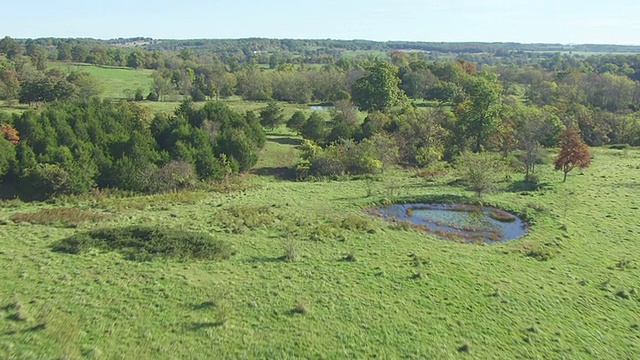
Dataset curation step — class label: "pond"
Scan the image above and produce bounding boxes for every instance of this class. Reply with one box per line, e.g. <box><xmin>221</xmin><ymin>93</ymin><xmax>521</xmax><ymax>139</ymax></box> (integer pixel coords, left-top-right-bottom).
<box><xmin>309</xmin><ymin>105</ymin><xmax>333</xmax><ymax>111</ymax></box>
<box><xmin>367</xmin><ymin>203</ymin><xmax>528</xmax><ymax>244</ymax></box>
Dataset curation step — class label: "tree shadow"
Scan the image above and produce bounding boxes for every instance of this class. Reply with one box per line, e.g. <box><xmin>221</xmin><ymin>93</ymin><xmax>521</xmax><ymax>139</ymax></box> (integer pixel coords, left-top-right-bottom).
<box><xmin>190</xmin><ymin>301</ymin><xmax>217</xmax><ymax>310</ymax></box>
<box><xmin>391</xmin><ymin>194</ymin><xmax>476</xmax><ymax>205</ymax></box>
<box><xmin>506</xmin><ymin>180</ymin><xmax>551</xmax><ymax>193</ymax></box>
<box><xmin>620</xmin><ymin>182</ymin><xmax>640</xmax><ymax>189</ymax></box>
<box><xmin>188</xmin><ymin>322</ymin><xmax>223</xmax><ymax>331</ymax></box>
<box><xmin>0</xmin><ymin>182</ymin><xmax>21</xmax><ymax>201</ymax></box>
<box><xmin>332</xmin><ymin>194</ymin><xmax>369</xmax><ymax>201</ymax></box>
<box><xmin>267</xmin><ymin>136</ymin><xmax>302</xmax><ymax>146</ymax></box>
<box><xmin>250</xmin><ymin>167</ymin><xmax>296</xmax><ymax>180</ymax></box>
<box><xmin>1</xmin><ymin>323</ymin><xmax>46</xmax><ymax>336</ymax></box>
<box><xmin>245</xmin><ymin>256</ymin><xmax>286</xmax><ymax>263</ymax></box>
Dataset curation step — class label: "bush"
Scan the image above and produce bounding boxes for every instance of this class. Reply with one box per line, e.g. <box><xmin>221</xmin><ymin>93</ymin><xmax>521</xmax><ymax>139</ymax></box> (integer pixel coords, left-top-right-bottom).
<box><xmin>26</xmin><ymin>163</ymin><xmax>72</xmax><ymax>199</ymax></box>
<box><xmin>456</xmin><ymin>152</ymin><xmax>507</xmax><ymax>198</ymax></box>
<box><xmin>147</xmin><ymin>160</ymin><xmax>198</xmax><ymax>193</ymax></box>
<box><xmin>52</xmin><ymin>225</ymin><xmax>234</xmax><ymax>261</ymax></box>
<box><xmin>146</xmin><ymin>91</ymin><xmax>159</xmax><ymax>102</ymax></box>
<box><xmin>134</xmin><ymin>89</ymin><xmax>144</xmax><ymax>101</ymax></box>
<box><xmin>303</xmin><ymin>139</ymin><xmax>382</xmax><ymax>177</ymax></box>
<box><xmin>286</xmin><ymin>111</ymin><xmax>307</xmax><ymax>133</ymax></box>
<box><xmin>191</xmin><ymin>89</ymin><xmax>207</xmax><ymax>102</ymax></box>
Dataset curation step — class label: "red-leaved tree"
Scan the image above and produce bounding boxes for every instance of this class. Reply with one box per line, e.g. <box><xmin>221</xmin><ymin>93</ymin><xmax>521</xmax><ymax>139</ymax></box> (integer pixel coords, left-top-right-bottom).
<box><xmin>0</xmin><ymin>124</ymin><xmax>19</xmax><ymax>145</ymax></box>
<box><xmin>554</xmin><ymin>128</ymin><xmax>591</xmax><ymax>182</ymax></box>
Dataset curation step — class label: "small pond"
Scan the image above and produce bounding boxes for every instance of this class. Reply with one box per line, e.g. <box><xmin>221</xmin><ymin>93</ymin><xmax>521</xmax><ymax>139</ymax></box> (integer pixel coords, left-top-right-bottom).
<box><xmin>368</xmin><ymin>203</ymin><xmax>528</xmax><ymax>244</ymax></box>
<box><xmin>309</xmin><ymin>105</ymin><xmax>333</xmax><ymax>111</ymax></box>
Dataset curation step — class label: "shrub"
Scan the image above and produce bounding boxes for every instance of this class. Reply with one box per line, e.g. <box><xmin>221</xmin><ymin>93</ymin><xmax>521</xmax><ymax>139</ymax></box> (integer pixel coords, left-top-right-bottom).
<box><xmin>146</xmin><ymin>91</ymin><xmax>159</xmax><ymax>102</ymax></box>
<box><xmin>134</xmin><ymin>89</ymin><xmax>144</xmax><ymax>101</ymax></box>
<box><xmin>303</xmin><ymin>139</ymin><xmax>382</xmax><ymax>177</ymax></box>
<box><xmin>191</xmin><ymin>89</ymin><xmax>207</xmax><ymax>102</ymax></box>
<box><xmin>286</xmin><ymin>111</ymin><xmax>307</xmax><ymax>133</ymax></box>
<box><xmin>217</xmin><ymin>205</ymin><xmax>280</xmax><ymax>233</ymax></box>
<box><xmin>456</xmin><ymin>151</ymin><xmax>507</xmax><ymax>198</ymax></box>
<box><xmin>259</xmin><ymin>101</ymin><xmax>284</xmax><ymax>129</ymax></box>
<box><xmin>26</xmin><ymin>163</ymin><xmax>72</xmax><ymax>199</ymax></box>
<box><xmin>488</xmin><ymin>210</ymin><xmax>516</xmax><ymax>223</ymax></box>
<box><xmin>283</xmin><ymin>238</ymin><xmax>298</xmax><ymax>262</ymax></box>
<box><xmin>338</xmin><ymin>215</ymin><xmax>374</xmax><ymax>232</ymax></box>
<box><xmin>147</xmin><ymin>160</ymin><xmax>198</xmax><ymax>193</ymax></box>
<box><xmin>52</xmin><ymin>226</ymin><xmax>234</xmax><ymax>261</ymax></box>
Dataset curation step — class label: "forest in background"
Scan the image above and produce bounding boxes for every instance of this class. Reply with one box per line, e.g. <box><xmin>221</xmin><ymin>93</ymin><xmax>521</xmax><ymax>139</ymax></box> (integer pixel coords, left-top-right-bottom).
<box><xmin>1</xmin><ymin>35</ymin><xmax>640</xmax><ymax>199</ymax></box>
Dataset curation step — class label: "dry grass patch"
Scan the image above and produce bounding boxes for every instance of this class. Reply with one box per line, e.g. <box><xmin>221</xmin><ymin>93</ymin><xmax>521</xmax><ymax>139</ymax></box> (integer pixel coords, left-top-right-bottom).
<box><xmin>10</xmin><ymin>208</ymin><xmax>108</xmax><ymax>227</ymax></box>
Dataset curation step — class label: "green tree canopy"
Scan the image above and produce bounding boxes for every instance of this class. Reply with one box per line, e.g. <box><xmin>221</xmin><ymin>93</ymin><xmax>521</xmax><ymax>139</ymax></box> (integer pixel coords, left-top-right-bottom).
<box><xmin>351</xmin><ymin>61</ymin><xmax>405</xmax><ymax>112</ymax></box>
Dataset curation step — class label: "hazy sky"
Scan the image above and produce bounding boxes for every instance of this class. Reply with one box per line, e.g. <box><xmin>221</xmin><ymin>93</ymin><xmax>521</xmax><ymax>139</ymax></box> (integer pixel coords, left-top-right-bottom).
<box><xmin>1</xmin><ymin>0</ymin><xmax>639</xmax><ymax>44</ymax></box>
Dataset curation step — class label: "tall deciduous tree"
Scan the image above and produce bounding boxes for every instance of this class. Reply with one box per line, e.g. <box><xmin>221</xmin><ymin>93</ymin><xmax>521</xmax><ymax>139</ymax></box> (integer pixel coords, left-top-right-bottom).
<box><xmin>0</xmin><ymin>36</ymin><xmax>23</xmax><ymax>59</ymax></box>
<box><xmin>351</xmin><ymin>61</ymin><xmax>405</xmax><ymax>112</ymax></box>
<box><xmin>554</xmin><ymin>128</ymin><xmax>591</xmax><ymax>182</ymax></box>
<box><xmin>455</xmin><ymin>74</ymin><xmax>503</xmax><ymax>152</ymax></box>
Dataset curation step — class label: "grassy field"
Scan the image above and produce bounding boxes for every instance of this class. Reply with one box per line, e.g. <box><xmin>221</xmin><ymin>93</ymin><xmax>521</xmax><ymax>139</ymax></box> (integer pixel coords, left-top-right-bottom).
<box><xmin>50</xmin><ymin>62</ymin><xmax>155</xmax><ymax>100</ymax></box>
<box><xmin>0</xmin><ymin>61</ymin><xmax>325</xmax><ymax>119</ymax></box>
<box><xmin>1</xmin><ymin>124</ymin><xmax>639</xmax><ymax>358</ymax></box>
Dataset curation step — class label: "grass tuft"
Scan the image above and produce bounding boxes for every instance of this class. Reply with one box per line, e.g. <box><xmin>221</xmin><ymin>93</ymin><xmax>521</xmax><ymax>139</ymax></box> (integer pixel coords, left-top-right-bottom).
<box><xmin>488</xmin><ymin>210</ymin><xmax>517</xmax><ymax>223</ymax></box>
<box><xmin>51</xmin><ymin>226</ymin><xmax>234</xmax><ymax>261</ymax></box>
<box><xmin>218</xmin><ymin>205</ymin><xmax>281</xmax><ymax>233</ymax></box>
<box><xmin>342</xmin><ymin>249</ymin><xmax>357</xmax><ymax>262</ymax></box>
<box><xmin>291</xmin><ymin>301</ymin><xmax>308</xmax><ymax>315</ymax></box>
<box><xmin>282</xmin><ymin>238</ymin><xmax>298</xmax><ymax>262</ymax></box>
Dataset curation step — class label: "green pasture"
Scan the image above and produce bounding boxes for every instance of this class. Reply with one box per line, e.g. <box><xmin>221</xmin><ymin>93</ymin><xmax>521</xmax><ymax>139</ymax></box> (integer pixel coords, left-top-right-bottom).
<box><xmin>1</xmin><ymin>128</ymin><xmax>639</xmax><ymax>358</ymax></box>
<box><xmin>50</xmin><ymin>62</ymin><xmax>154</xmax><ymax>99</ymax></box>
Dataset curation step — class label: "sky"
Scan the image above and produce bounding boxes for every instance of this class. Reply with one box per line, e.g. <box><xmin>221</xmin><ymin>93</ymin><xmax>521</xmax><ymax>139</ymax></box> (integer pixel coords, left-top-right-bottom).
<box><xmin>1</xmin><ymin>0</ymin><xmax>639</xmax><ymax>45</ymax></box>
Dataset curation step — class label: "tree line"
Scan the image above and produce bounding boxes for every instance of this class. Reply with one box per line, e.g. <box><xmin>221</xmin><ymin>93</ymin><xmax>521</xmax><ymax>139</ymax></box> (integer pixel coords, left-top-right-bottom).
<box><xmin>0</xmin><ymin>99</ymin><xmax>264</xmax><ymax>199</ymax></box>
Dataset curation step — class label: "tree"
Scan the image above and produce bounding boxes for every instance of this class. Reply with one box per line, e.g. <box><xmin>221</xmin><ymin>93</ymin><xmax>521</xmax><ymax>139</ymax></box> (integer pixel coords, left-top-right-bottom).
<box><xmin>0</xmin><ymin>36</ymin><xmax>23</xmax><ymax>59</ymax></box>
<box><xmin>0</xmin><ymin>137</ymin><xmax>16</xmax><ymax>179</ymax></box>
<box><xmin>554</xmin><ymin>128</ymin><xmax>591</xmax><ymax>182</ymax></box>
<box><xmin>0</xmin><ymin>69</ymin><xmax>20</xmax><ymax>101</ymax></box>
<box><xmin>455</xmin><ymin>74</ymin><xmax>503</xmax><ymax>152</ymax></box>
<box><xmin>67</xmin><ymin>71</ymin><xmax>104</xmax><ymax>100</ymax></box>
<box><xmin>286</xmin><ymin>111</ymin><xmax>307</xmax><ymax>133</ymax></box>
<box><xmin>351</xmin><ymin>61</ymin><xmax>405</xmax><ymax>112</ymax></box>
<box><xmin>0</xmin><ymin>124</ymin><xmax>20</xmax><ymax>144</ymax></box>
<box><xmin>127</xmin><ymin>51</ymin><xmax>144</xmax><ymax>69</ymax></box>
<box><xmin>301</xmin><ymin>112</ymin><xmax>328</xmax><ymax>144</ymax></box>
<box><xmin>456</xmin><ymin>151</ymin><xmax>507</xmax><ymax>198</ymax></box>
<box><xmin>259</xmin><ymin>101</ymin><xmax>284</xmax><ymax>129</ymax></box>
<box><xmin>26</xmin><ymin>43</ymin><xmax>47</xmax><ymax>70</ymax></box>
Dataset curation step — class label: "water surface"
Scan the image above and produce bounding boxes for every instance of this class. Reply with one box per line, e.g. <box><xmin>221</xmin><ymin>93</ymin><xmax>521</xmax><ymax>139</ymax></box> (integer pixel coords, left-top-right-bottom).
<box><xmin>369</xmin><ymin>203</ymin><xmax>528</xmax><ymax>243</ymax></box>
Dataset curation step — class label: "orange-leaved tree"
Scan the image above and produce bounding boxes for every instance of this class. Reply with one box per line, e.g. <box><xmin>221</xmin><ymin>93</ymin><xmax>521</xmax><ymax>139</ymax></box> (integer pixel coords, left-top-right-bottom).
<box><xmin>554</xmin><ymin>127</ymin><xmax>590</xmax><ymax>182</ymax></box>
<box><xmin>0</xmin><ymin>124</ymin><xmax>19</xmax><ymax>145</ymax></box>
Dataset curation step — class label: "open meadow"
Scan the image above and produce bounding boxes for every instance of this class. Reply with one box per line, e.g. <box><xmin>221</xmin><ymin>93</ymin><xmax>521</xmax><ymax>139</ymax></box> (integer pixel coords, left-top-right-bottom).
<box><xmin>1</xmin><ymin>127</ymin><xmax>639</xmax><ymax>358</ymax></box>
<box><xmin>2</xmin><ymin>38</ymin><xmax>640</xmax><ymax>359</ymax></box>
